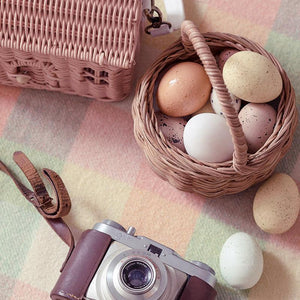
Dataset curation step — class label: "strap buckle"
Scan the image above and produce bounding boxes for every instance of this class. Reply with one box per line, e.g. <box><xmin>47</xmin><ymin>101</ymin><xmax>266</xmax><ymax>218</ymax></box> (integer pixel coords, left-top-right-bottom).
<box><xmin>29</xmin><ymin>194</ymin><xmax>53</xmax><ymax>209</ymax></box>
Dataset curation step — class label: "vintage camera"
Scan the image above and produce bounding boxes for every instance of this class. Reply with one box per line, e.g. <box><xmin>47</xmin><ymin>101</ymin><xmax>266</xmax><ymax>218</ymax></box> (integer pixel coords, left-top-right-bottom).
<box><xmin>51</xmin><ymin>220</ymin><xmax>217</xmax><ymax>300</ymax></box>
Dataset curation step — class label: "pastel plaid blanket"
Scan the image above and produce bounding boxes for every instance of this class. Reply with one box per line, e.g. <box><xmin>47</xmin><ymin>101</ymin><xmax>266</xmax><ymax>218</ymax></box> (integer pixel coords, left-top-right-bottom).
<box><xmin>0</xmin><ymin>0</ymin><xmax>299</xmax><ymax>299</ymax></box>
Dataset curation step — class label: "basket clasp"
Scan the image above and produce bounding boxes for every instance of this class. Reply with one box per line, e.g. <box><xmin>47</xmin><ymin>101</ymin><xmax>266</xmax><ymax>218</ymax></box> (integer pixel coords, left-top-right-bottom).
<box><xmin>144</xmin><ymin>3</ymin><xmax>172</xmax><ymax>35</ymax></box>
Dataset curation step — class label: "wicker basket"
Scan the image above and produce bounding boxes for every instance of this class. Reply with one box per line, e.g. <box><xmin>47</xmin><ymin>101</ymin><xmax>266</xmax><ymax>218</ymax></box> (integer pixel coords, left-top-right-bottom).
<box><xmin>0</xmin><ymin>0</ymin><xmax>143</xmax><ymax>101</ymax></box>
<box><xmin>132</xmin><ymin>20</ymin><xmax>298</xmax><ymax>198</ymax></box>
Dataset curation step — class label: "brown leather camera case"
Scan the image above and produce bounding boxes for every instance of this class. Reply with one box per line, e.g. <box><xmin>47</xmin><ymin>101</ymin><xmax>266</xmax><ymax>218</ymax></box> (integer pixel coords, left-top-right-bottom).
<box><xmin>51</xmin><ymin>229</ymin><xmax>112</xmax><ymax>300</ymax></box>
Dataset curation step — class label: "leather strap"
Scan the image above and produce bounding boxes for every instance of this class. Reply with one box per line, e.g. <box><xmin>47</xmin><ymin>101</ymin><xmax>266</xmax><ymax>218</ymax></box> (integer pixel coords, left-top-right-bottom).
<box><xmin>13</xmin><ymin>151</ymin><xmax>71</xmax><ymax>218</ymax></box>
<box><xmin>0</xmin><ymin>151</ymin><xmax>75</xmax><ymax>270</ymax></box>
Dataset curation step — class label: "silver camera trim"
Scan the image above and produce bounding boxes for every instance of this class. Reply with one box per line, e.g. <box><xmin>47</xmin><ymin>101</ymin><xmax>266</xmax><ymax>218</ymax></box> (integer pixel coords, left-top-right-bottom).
<box><xmin>88</xmin><ymin>242</ymin><xmax>187</xmax><ymax>300</ymax></box>
<box><xmin>100</xmin><ymin>248</ymin><xmax>169</xmax><ymax>299</ymax></box>
<box><xmin>93</xmin><ymin>220</ymin><xmax>216</xmax><ymax>288</ymax></box>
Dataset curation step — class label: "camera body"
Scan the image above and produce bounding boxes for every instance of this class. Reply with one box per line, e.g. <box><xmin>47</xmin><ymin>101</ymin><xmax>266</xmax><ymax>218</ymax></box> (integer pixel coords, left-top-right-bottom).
<box><xmin>51</xmin><ymin>220</ymin><xmax>217</xmax><ymax>300</ymax></box>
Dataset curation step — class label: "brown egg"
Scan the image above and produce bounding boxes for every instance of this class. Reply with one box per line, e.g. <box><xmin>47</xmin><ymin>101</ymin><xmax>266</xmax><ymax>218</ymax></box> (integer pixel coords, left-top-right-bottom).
<box><xmin>253</xmin><ymin>173</ymin><xmax>300</xmax><ymax>234</ymax></box>
<box><xmin>157</xmin><ymin>62</ymin><xmax>212</xmax><ymax>117</ymax></box>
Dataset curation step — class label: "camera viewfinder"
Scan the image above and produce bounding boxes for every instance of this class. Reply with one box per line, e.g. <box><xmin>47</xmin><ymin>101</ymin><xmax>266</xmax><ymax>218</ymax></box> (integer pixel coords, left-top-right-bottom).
<box><xmin>148</xmin><ymin>244</ymin><xmax>162</xmax><ymax>257</ymax></box>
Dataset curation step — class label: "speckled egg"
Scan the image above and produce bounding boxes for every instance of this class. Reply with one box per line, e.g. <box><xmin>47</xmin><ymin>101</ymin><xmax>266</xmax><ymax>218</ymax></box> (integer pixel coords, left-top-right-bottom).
<box><xmin>157</xmin><ymin>62</ymin><xmax>212</xmax><ymax>117</ymax></box>
<box><xmin>210</xmin><ymin>88</ymin><xmax>241</xmax><ymax>117</ymax></box>
<box><xmin>223</xmin><ymin>51</ymin><xmax>283</xmax><ymax>103</ymax></box>
<box><xmin>253</xmin><ymin>173</ymin><xmax>300</xmax><ymax>234</ymax></box>
<box><xmin>156</xmin><ymin>112</ymin><xmax>187</xmax><ymax>151</ymax></box>
<box><xmin>220</xmin><ymin>232</ymin><xmax>264</xmax><ymax>290</ymax></box>
<box><xmin>238</xmin><ymin>103</ymin><xmax>276</xmax><ymax>153</ymax></box>
<box><xmin>216</xmin><ymin>48</ymin><xmax>239</xmax><ymax>71</ymax></box>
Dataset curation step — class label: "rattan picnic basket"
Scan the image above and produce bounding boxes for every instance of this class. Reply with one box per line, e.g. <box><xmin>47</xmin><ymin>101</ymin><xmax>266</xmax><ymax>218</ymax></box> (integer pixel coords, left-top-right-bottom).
<box><xmin>0</xmin><ymin>0</ymin><xmax>143</xmax><ymax>101</ymax></box>
<box><xmin>132</xmin><ymin>20</ymin><xmax>298</xmax><ymax>198</ymax></box>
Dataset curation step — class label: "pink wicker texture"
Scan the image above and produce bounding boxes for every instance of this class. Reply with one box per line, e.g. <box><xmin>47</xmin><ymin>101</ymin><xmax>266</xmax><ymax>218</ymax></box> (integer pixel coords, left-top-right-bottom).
<box><xmin>0</xmin><ymin>0</ymin><xmax>142</xmax><ymax>101</ymax></box>
<box><xmin>132</xmin><ymin>20</ymin><xmax>298</xmax><ymax>197</ymax></box>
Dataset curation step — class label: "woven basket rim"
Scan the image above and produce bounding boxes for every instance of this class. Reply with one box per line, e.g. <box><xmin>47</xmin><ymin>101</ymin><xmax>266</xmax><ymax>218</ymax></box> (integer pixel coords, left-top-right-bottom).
<box><xmin>132</xmin><ymin>21</ymin><xmax>298</xmax><ymax>197</ymax></box>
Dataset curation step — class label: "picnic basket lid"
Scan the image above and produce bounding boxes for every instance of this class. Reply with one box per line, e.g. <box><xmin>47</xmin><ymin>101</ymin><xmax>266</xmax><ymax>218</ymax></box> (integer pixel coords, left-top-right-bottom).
<box><xmin>0</xmin><ymin>0</ymin><xmax>142</xmax><ymax>68</ymax></box>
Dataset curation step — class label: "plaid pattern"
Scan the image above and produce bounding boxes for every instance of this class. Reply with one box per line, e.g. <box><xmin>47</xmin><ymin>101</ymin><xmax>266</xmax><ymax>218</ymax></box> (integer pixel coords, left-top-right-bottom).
<box><xmin>0</xmin><ymin>0</ymin><xmax>299</xmax><ymax>299</ymax></box>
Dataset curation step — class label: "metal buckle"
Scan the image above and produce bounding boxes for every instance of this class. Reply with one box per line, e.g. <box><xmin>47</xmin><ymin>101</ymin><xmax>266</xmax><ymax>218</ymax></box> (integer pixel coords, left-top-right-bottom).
<box><xmin>144</xmin><ymin>2</ymin><xmax>172</xmax><ymax>35</ymax></box>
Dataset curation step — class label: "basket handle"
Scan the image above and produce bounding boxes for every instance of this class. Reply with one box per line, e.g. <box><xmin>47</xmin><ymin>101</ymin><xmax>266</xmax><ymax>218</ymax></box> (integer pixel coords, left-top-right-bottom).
<box><xmin>181</xmin><ymin>20</ymin><xmax>248</xmax><ymax>172</ymax></box>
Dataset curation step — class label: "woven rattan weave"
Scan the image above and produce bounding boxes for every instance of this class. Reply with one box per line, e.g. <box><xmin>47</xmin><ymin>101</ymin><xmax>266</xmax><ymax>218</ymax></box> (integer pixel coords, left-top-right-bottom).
<box><xmin>0</xmin><ymin>0</ymin><xmax>142</xmax><ymax>101</ymax></box>
<box><xmin>132</xmin><ymin>20</ymin><xmax>298</xmax><ymax>197</ymax></box>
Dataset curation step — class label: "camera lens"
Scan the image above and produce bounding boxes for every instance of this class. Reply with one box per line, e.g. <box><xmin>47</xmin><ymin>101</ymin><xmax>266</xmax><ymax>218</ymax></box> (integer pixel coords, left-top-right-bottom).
<box><xmin>121</xmin><ymin>260</ymin><xmax>153</xmax><ymax>290</ymax></box>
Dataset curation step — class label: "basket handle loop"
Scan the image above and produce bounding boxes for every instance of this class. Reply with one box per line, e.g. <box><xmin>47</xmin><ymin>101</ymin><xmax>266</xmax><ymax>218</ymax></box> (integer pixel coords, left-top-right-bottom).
<box><xmin>181</xmin><ymin>20</ymin><xmax>249</xmax><ymax>172</ymax></box>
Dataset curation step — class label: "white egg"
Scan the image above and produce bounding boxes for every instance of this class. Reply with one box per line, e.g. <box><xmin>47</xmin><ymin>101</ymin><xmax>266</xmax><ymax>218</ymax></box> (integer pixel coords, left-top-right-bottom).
<box><xmin>219</xmin><ymin>232</ymin><xmax>264</xmax><ymax>290</ymax></box>
<box><xmin>210</xmin><ymin>88</ymin><xmax>241</xmax><ymax>117</ymax></box>
<box><xmin>183</xmin><ymin>113</ymin><xmax>234</xmax><ymax>163</ymax></box>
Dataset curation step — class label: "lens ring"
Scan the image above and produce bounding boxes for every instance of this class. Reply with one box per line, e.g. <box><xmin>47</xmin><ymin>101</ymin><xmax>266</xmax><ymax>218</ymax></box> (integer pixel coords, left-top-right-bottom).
<box><xmin>101</xmin><ymin>249</ymin><xmax>167</xmax><ymax>299</ymax></box>
<box><xmin>120</xmin><ymin>259</ymin><xmax>155</xmax><ymax>291</ymax></box>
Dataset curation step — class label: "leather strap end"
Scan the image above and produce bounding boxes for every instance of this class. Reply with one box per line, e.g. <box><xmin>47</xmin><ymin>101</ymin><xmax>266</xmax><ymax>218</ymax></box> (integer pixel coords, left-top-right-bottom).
<box><xmin>42</xmin><ymin>168</ymin><xmax>72</xmax><ymax>218</ymax></box>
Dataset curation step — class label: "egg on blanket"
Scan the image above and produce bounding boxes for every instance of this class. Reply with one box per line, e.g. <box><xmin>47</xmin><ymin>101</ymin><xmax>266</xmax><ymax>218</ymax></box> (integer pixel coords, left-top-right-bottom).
<box><xmin>210</xmin><ymin>88</ymin><xmax>241</xmax><ymax>117</ymax></box>
<box><xmin>219</xmin><ymin>232</ymin><xmax>264</xmax><ymax>290</ymax></box>
<box><xmin>156</xmin><ymin>112</ymin><xmax>187</xmax><ymax>151</ymax></box>
<box><xmin>239</xmin><ymin>103</ymin><xmax>276</xmax><ymax>153</ymax></box>
<box><xmin>183</xmin><ymin>113</ymin><xmax>234</xmax><ymax>163</ymax></box>
<box><xmin>253</xmin><ymin>173</ymin><xmax>300</xmax><ymax>234</ymax></box>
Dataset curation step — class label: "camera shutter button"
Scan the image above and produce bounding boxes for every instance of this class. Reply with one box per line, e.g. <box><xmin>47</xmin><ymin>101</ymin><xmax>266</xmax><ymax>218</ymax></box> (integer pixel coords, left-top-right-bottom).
<box><xmin>127</xmin><ymin>227</ymin><xmax>136</xmax><ymax>236</ymax></box>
